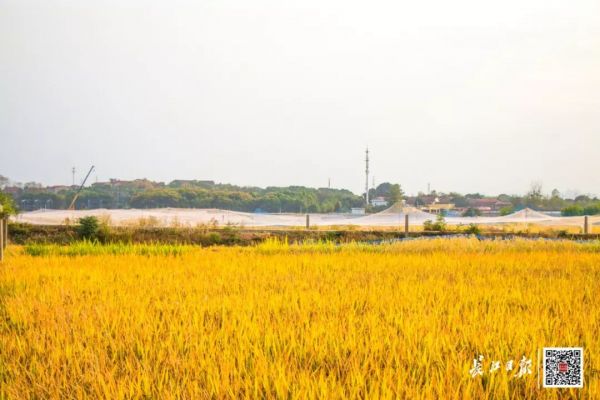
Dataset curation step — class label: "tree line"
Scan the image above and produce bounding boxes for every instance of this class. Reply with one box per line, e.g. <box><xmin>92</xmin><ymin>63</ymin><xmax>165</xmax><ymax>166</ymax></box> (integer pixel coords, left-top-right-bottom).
<box><xmin>2</xmin><ymin>175</ymin><xmax>599</xmax><ymax>216</ymax></box>
<box><xmin>4</xmin><ymin>179</ymin><xmax>367</xmax><ymax>213</ymax></box>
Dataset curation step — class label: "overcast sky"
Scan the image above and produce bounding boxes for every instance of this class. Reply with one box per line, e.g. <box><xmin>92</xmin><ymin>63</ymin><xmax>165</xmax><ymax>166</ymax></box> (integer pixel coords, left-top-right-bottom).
<box><xmin>1</xmin><ymin>0</ymin><xmax>599</xmax><ymax>196</ymax></box>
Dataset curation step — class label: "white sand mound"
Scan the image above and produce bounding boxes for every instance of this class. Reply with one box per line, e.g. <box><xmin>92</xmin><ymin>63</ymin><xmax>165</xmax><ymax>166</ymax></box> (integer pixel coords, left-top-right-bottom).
<box><xmin>11</xmin><ymin>206</ymin><xmax>592</xmax><ymax>228</ymax></box>
<box><xmin>498</xmin><ymin>208</ymin><xmax>554</xmax><ymax>221</ymax></box>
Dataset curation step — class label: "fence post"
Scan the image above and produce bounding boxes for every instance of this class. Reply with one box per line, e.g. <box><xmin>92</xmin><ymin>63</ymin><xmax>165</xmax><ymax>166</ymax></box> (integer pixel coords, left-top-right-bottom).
<box><xmin>584</xmin><ymin>215</ymin><xmax>589</xmax><ymax>235</ymax></box>
<box><xmin>0</xmin><ymin>219</ymin><xmax>4</xmax><ymax>262</ymax></box>
<box><xmin>306</xmin><ymin>214</ymin><xmax>310</xmax><ymax>229</ymax></box>
<box><xmin>404</xmin><ymin>214</ymin><xmax>409</xmax><ymax>234</ymax></box>
<box><xmin>3</xmin><ymin>218</ymin><xmax>7</xmax><ymax>249</ymax></box>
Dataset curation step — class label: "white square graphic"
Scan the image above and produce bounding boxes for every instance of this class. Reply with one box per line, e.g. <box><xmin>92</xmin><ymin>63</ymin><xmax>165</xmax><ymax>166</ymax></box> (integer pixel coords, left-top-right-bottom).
<box><xmin>543</xmin><ymin>347</ymin><xmax>584</xmax><ymax>388</ymax></box>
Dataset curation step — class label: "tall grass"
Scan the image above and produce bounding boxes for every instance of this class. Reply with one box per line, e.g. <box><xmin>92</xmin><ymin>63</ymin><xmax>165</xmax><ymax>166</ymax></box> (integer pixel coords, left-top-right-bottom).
<box><xmin>24</xmin><ymin>240</ymin><xmax>192</xmax><ymax>257</ymax></box>
<box><xmin>1</xmin><ymin>238</ymin><xmax>599</xmax><ymax>399</ymax></box>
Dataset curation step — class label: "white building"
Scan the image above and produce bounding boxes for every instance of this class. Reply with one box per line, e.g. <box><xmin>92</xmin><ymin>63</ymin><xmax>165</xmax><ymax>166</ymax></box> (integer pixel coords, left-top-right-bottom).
<box><xmin>370</xmin><ymin>196</ymin><xmax>388</xmax><ymax>207</ymax></box>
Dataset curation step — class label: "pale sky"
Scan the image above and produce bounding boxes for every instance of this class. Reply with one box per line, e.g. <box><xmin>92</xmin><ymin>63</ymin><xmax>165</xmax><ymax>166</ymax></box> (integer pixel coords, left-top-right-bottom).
<box><xmin>1</xmin><ymin>0</ymin><xmax>599</xmax><ymax>196</ymax></box>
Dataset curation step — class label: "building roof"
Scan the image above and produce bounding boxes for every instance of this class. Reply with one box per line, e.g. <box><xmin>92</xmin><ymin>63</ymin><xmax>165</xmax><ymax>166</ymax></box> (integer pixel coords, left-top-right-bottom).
<box><xmin>468</xmin><ymin>198</ymin><xmax>511</xmax><ymax>207</ymax></box>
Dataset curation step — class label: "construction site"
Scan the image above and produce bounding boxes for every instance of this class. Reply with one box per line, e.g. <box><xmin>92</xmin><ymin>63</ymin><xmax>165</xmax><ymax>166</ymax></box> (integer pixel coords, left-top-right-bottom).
<box><xmin>12</xmin><ymin>203</ymin><xmax>598</xmax><ymax>232</ymax></box>
<box><xmin>9</xmin><ymin>150</ymin><xmax>599</xmax><ymax>232</ymax></box>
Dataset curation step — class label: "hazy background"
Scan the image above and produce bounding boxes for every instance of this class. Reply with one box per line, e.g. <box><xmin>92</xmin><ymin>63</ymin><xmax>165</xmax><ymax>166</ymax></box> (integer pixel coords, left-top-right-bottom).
<box><xmin>1</xmin><ymin>0</ymin><xmax>599</xmax><ymax>196</ymax></box>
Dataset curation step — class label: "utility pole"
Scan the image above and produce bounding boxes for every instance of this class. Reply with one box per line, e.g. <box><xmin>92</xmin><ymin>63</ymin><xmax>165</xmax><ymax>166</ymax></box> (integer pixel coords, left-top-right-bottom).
<box><xmin>0</xmin><ymin>205</ymin><xmax>4</xmax><ymax>262</ymax></box>
<box><xmin>0</xmin><ymin>218</ymin><xmax>3</xmax><ymax>262</ymax></box>
<box><xmin>68</xmin><ymin>165</ymin><xmax>95</xmax><ymax>210</ymax></box>
<box><xmin>72</xmin><ymin>167</ymin><xmax>76</xmax><ymax>186</ymax></box>
<box><xmin>365</xmin><ymin>148</ymin><xmax>370</xmax><ymax>206</ymax></box>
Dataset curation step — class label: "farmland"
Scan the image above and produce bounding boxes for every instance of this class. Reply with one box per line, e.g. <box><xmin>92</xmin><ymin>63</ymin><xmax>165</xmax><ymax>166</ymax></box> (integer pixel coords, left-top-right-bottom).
<box><xmin>1</xmin><ymin>238</ymin><xmax>599</xmax><ymax>399</ymax></box>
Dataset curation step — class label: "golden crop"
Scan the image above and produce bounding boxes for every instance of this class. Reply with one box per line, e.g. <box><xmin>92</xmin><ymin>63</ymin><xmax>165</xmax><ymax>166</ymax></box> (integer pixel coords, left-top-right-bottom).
<box><xmin>1</xmin><ymin>238</ymin><xmax>599</xmax><ymax>399</ymax></box>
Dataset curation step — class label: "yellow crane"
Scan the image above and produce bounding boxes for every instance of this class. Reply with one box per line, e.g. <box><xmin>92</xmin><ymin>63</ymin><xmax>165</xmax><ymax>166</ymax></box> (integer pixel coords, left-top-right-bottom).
<box><xmin>68</xmin><ymin>165</ymin><xmax>95</xmax><ymax>210</ymax></box>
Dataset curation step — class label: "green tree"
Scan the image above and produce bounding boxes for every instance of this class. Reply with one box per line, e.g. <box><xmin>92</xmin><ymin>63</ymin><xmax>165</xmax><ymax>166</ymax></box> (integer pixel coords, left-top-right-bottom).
<box><xmin>465</xmin><ymin>224</ymin><xmax>481</xmax><ymax>235</ymax></box>
<box><xmin>77</xmin><ymin>216</ymin><xmax>100</xmax><ymax>240</ymax></box>
<box><xmin>462</xmin><ymin>208</ymin><xmax>481</xmax><ymax>217</ymax></box>
<box><xmin>561</xmin><ymin>205</ymin><xmax>584</xmax><ymax>216</ymax></box>
<box><xmin>388</xmin><ymin>184</ymin><xmax>404</xmax><ymax>204</ymax></box>
<box><xmin>0</xmin><ymin>192</ymin><xmax>17</xmax><ymax>217</ymax></box>
<box><xmin>525</xmin><ymin>182</ymin><xmax>543</xmax><ymax>208</ymax></box>
<box><xmin>423</xmin><ymin>214</ymin><xmax>446</xmax><ymax>232</ymax></box>
<box><xmin>0</xmin><ymin>175</ymin><xmax>9</xmax><ymax>189</ymax></box>
<box><xmin>499</xmin><ymin>206</ymin><xmax>514</xmax><ymax>216</ymax></box>
<box><xmin>583</xmin><ymin>204</ymin><xmax>600</xmax><ymax>215</ymax></box>
<box><xmin>449</xmin><ymin>193</ymin><xmax>468</xmax><ymax>208</ymax></box>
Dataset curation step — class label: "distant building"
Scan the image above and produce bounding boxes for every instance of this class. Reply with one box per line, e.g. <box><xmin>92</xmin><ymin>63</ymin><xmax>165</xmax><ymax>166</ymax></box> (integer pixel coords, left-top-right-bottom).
<box><xmin>47</xmin><ymin>185</ymin><xmax>71</xmax><ymax>193</ymax></box>
<box><xmin>351</xmin><ymin>207</ymin><xmax>366</xmax><ymax>215</ymax></box>
<box><xmin>92</xmin><ymin>179</ymin><xmax>163</xmax><ymax>190</ymax></box>
<box><xmin>370</xmin><ymin>196</ymin><xmax>388</xmax><ymax>207</ymax></box>
<box><xmin>467</xmin><ymin>198</ymin><xmax>512</xmax><ymax>212</ymax></box>
<box><xmin>169</xmin><ymin>180</ymin><xmax>215</xmax><ymax>188</ymax></box>
<box><xmin>421</xmin><ymin>203</ymin><xmax>455</xmax><ymax>214</ymax></box>
<box><xmin>405</xmin><ymin>195</ymin><xmax>440</xmax><ymax>207</ymax></box>
<box><xmin>2</xmin><ymin>186</ymin><xmax>22</xmax><ymax>196</ymax></box>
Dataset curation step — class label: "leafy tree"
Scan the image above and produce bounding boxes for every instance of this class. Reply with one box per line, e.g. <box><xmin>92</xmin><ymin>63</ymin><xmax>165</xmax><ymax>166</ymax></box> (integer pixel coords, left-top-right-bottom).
<box><xmin>373</xmin><ymin>182</ymin><xmax>392</xmax><ymax>197</ymax></box>
<box><xmin>388</xmin><ymin>184</ymin><xmax>404</xmax><ymax>204</ymax></box>
<box><xmin>24</xmin><ymin>182</ymin><xmax>43</xmax><ymax>189</ymax></box>
<box><xmin>497</xmin><ymin>194</ymin><xmax>512</xmax><ymax>202</ymax></box>
<box><xmin>499</xmin><ymin>206</ymin><xmax>514</xmax><ymax>216</ymax></box>
<box><xmin>583</xmin><ymin>204</ymin><xmax>600</xmax><ymax>216</ymax></box>
<box><xmin>525</xmin><ymin>182</ymin><xmax>543</xmax><ymax>208</ymax></box>
<box><xmin>0</xmin><ymin>175</ymin><xmax>9</xmax><ymax>189</ymax></box>
<box><xmin>546</xmin><ymin>195</ymin><xmax>566</xmax><ymax>211</ymax></box>
<box><xmin>575</xmin><ymin>195</ymin><xmax>591</xmax><ymax>203</ymax></box>
<box><xmin>77</xmin><ymin>216</ymin><xmax>100</xmax><ymax>240</ymax></box>
<box><xmin>130</xmin><ymin>189</ymin><xmax>182</xmax><ymax>208</ymax></box>
<box><xmin>465</xmin><ymin>193</ymin><xmax>484</xmax><ymax>199</ymax></box>
<box><xmin>0</xmin><ymin>192</ymin><xmax>17</xmax><ymax>217</ymax></box>
<box><xmin>462</xmin><ymin>208</ymin><xmax>481</xmax><ymax>217</ymax></box>
<box><xmin>423</xmin><ymin>214</ymin><xmax>446</xmax><ymax>232</ymax></box>
<box><xmin>435</xmin><ymin>214</ymin><xmax>447</xmax><ymax>231</ymax></box>
<box><xmin>561</xmin><ymin>205</ymin><xmax>584</xmax><ymax>216</ymax></box>
<box><xmin>465</xmin><ymin>224</ymin><xmax>481</xmax><ymax>235</ymax></box>
<box><xmin>449</xmin><ymin>193</ymin><xmax>468</xmax><ymax>208</ymax></box>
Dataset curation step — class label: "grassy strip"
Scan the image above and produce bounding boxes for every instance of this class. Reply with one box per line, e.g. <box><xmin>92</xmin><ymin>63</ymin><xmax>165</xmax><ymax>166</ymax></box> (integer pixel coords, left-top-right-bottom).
<box><xmin>23</xmin><ymin>241</ymin><xmax>193</xmax><ymax>257</ymax></box>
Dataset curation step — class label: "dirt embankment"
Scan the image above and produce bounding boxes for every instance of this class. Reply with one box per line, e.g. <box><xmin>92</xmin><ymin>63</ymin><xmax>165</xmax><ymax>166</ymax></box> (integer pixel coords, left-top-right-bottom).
<box><xmin>6</xmin><ymin>223</ymin><xmax>599</xmax><ymax>246</ymax></box>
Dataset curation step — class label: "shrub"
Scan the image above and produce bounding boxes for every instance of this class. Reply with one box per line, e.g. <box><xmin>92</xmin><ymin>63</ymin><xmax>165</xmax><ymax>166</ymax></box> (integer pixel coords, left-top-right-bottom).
<box><xmin>561</xmin><ymin>205</ymin><xmax>584</xmax><ymax>216</ymax></box>
<box><xmin>499</xmin><ymin>206</ymin><xmax>514</xmax><ymax>216</ymax></box>
<box><xmin>135</xmin><ymin>216</ymin><xmax>160</xmax><ymax>228</ymax></box>
<box><xmin>423</xmin><ymin>214</ymin><xmax>446</xmax><ymax>232</ymax></box>
<box><xmin>77</xmin><ymin>216</ymin><xmax>100</xmax><ymax>240</ymax></box>
<box><xmin>96</xmin><ymin>215</ymin><xmax>112</xmax><ymax>242</ymax></box>
<box><xmin>462</xmin><ymin>208</ymin><xmax>481</xmax><ymax>217</ymax></box>
<box><xmin>583</xmin><ymin>204</ymin><xmax>600</xmax><ymax>216</ymax></box>
<box><xmin>0</xmin><ymin>192</ymin><xmax>17</xmax><ymax>218</ymax></box>
<box><xmin>465</xmin><ymin>224</ymin><xmax>481</xmax><ymax>235</ymax></box>
<box><xmin>205</xmin><ymin>232</ymin><xmax>222</xmax><ymax>245</ymax></box>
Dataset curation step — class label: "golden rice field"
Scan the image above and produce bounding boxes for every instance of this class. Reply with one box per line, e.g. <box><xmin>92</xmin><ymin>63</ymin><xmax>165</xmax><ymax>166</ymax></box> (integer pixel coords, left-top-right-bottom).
<box><xmin>1</xmin><ymin>238</ymin><xmax>599</xmax><ymax>399</ymax></box>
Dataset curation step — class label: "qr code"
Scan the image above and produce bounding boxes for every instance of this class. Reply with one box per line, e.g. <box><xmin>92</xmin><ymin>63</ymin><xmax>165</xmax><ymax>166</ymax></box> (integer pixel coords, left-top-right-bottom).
<box><xmin>543</xmin><ymin>347</ymin><xmax>583</xmax><ymax>388</ymax></box>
